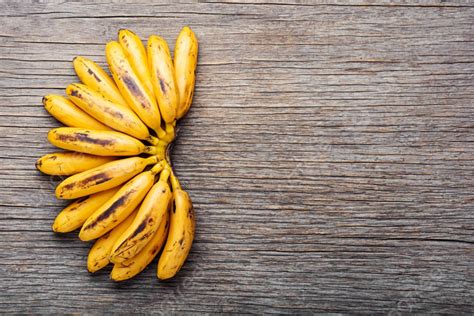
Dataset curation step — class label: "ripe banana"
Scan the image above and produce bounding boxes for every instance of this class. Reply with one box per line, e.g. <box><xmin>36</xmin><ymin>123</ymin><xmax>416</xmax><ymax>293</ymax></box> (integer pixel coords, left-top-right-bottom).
<box><xmin>55</xmin><ymin>156</ymin><xmax>158</xmax><ymax>199</ymax></box>
<box><xmin>110</xmin><ymin>168</ymin><xmax>172</xmax><ymax>263</ymax></box>
<box><xmin>147</xmin><ymin>35</ymin><xmax>178</xmax><ymax>123</ymax></box>
<box><xmin>43</xmin><ymin>94</ymin><xmax>111</xmax><ymax>131</ymax></box>
<box><xmin>36</xmin><ymin>152</ymin><xmax>115</xmax><ymax>176</ymax></box>
<box><xmin>66</xmin><ymin>83</ymin><xmax>155</xmax><ymax>142</ymax></box>
<box><xmin>79</xmin><ymin>162</ymin><xmax>166</xmax><ymax>241</ymax></box>
<box><xmin>52</xmin><ymin>187</ymin><xmax>119</xmax><ymax>233</ymax></box>
<box><xmin>87</xmin><ymin>209</ymin><xmax>137</xmax><ymax>272</ymax></box>
<box><xmin>38</xmin><ymin>27</ymin><xmax>199</xmax><ymax>281</ymax></box>
<box><xmin>106</xmin><ymin>41</ymin><xmax>164</xmax><ymax>136</ymax></box>
<box><xmin>111</xmin><ymin>209</ymin><xmax>169</xmax><ymax>281</ymax></box>
<box><xmin>47</xmin><ymin>127</ymin><xmax>156</xmax><ymax>156</ymax></box>
<box><xmin>157</xmin><ymin>173</ymin><xmax>195</xmax><ymax>280</ymax></box>
<box><xmin>118</xmin><ymin>29</ymin><xmax>155</xmax><ymax>99</ymax></box>
<box><xmin>72</xmin><ymin>56</ymin><xmax>128</xmax><ymax>107</ymax></box>
<box><xmin>174</xmin><ymin>26</ymin><xmax>198</xmax><ymax>120</ymax></box>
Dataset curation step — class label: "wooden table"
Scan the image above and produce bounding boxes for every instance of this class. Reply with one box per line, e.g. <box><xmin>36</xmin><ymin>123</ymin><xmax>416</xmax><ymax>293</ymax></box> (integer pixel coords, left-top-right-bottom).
<box><xmin>0</xmin><ymin>1</ymin><xmax>472</xmax><ymax>313</ymax></box>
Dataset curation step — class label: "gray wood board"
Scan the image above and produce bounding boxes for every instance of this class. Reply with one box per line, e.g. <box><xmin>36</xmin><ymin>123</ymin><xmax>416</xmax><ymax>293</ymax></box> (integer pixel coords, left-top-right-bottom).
<box><xmin>0</xmin><ymin>1</ymin><xmax>473</xmax><ymax>314</ymax></box>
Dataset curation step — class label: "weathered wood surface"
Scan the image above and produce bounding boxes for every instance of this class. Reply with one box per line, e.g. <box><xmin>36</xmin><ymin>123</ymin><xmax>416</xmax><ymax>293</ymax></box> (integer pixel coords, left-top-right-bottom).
<box><xmin>0</xmin><ymin>0</ymin><xmax>473</xmax><ymax>314</ymax></box>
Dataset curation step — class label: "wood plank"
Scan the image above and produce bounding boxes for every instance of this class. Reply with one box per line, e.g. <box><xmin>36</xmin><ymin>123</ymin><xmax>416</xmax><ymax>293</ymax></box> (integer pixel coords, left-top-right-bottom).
<box><xmin>0</xmin><ymin>1</ymin><xmax>472</xmax><ymax>313</ymax></box>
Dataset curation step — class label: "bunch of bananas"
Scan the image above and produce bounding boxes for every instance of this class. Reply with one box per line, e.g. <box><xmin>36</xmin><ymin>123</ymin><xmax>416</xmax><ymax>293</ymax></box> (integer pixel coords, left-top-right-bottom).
<box><xmin>35</xmin><ymin>27</ymin><xmax>198</xmax><ymax>281</ymax></box>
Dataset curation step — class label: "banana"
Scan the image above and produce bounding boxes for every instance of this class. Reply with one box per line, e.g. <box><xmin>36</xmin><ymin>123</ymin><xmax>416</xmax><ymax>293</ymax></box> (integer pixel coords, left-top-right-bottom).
<box><xmin>37</xmin><ymin>28</ymin><xmax>200</xmax><ymax>281</ymax></box>
<box><xmin>47</xmin><ymin>127</ymin><xmax>156</xmax><ymax>156</ymax></box>
<box><xmin>109</xmin><ymin>168</ymin><xmax>172</xmax><ymax>263</ymax></box>
<box><xmin>118</xmin><ymin>29</ymin><xmax>155</xmax><ymax>100</ymax></box>
<box><xmin>43</xmin><ymin>95</ymin><xmax>111</xmax><ymax>131</ymax></box>
<box><xmin>111</xmin><ymin>209</ymin><xmax>169</xmax><ymax>281</ymax></box>
<box><xmin>72</xmin><ymin>56</ymin><xmax>128</xmax><ymax>107</ymax></box>
<box><xmin>106</xmin><ymin>41</ymin><xmax>164</xmax><ymax>136</ymax></box>
<box><xmin>55</xmin><ymin>156</ymin><xmax>158</xmax><ymax>199</ymax></box>
<box><xmin>147</xmin><ymin>35</ymin><xmax>178</xmax><ymax>123</ymax></box>
<box><xmin>79</xmin><ymin>162</ymin><xmax>166</xmax><ymax>241</ymax></box>
<box><xmin>52</xmin><ymin>187</ymin><xmax>119</xmax><ymax>233</ymax></box>
<box><xmin>174</xmin><ymin>26</ymin><xmax>198</xmax><ymax>120</ymax></box>
<box><xmin>66</xmin><ymin>83</ymin><xmax>156</xmax><ymax>142</ymax></box>
<box><xmin>157</xmin><ymin>173</ymin><xmax>195</xmax><ymax>280</ymax></box>
<box><xmin>87</xmin><ymin>209</ymin><xmax>137</xmax><ymax>272</ymax></box>
<box><xmin>36</xmin><ymin>152</ymin><xmax>115</xmax><ymax>176</ymax></box>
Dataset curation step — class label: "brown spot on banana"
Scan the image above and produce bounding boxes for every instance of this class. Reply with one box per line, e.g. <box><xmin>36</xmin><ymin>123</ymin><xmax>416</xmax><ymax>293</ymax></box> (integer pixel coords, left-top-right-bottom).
<box><xmin>121</xmin><ymin>75</ymin><xmax>150</xmax><ymax>110</ymax></box>
<box><xmin>102</xmin><ymin>106</ymin><xmax>124</xmax><ymax>120</ymax></box>
<box><xmin>83</xmin><ymin>190</ymin><xmax>135</xmax><ymax>230</ymax></box>
<box><xmin>87</xmin><ymin>68</ymin><xmax>102</xmax><ymax>82</ymax></box>
<box><xmin>159</xmin><ymin>78</ymin><xmax>167</xmax><ymax>94</ymax></box>
<box><xmin>60</xmin><ymin>172</ymin><xmax>112</xmax><ymax>193</ymax></box>
<box><xmin>69</xmin><ymin>88</ymin><xmax>80</xmax><ymax>97</ymax></box>
<box><xmin>56</xmin><ymin>132</ymin><xmax>115</xmax><ymax>147</ymax></box>
<box><xmin>129</xmin><ymin>217</ymin><xmax>149</xmax><ymax>238</ymax></box>
<box><xmin>71</xmin><ymin>196</ymin><xmax>90</xmax><ymax>207</ymax></box>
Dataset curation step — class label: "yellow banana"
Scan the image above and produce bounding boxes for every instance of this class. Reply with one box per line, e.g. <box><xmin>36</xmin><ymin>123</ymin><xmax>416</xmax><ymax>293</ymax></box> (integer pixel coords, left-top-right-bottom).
<box><xmin>174</xmin><ymin>26</ymin><xmax>198</xmax><ymax>120</ymax></box>
<box><xmin>72</xmin><ymin>56</ymin><xmax>128</xmax><ymax>107</ymax></box>
<box><xmin>110</xmin><ymin>169</ymin><xmax>172</xmax><ymax>263</ymax></box>
<box><xmin>106</xmin><ymin>41</ymin><xmax>164</xmax><ymax>136</ymax></box>
<box><xmin>118</xmin><ymin>29</ymin><xmax>155</xmax><ymax>100</ymax></box>
<box><xmin>87</xmin><ymin>209</ymin><xmax>137</xmax><ymax>272</ymax></box>
<box><xmin>37</xmin><ymin>28</ymin><xmax>200</xmax><ymax>281</ymax></box>
<box><xmin>55</xmin><ymin>156</ymin><xmax>158</xmax><ymax>200</ymax></box>
<box><xmin>66</xmin><ymin>83</ymin><xmax>155</xmax><ymax>142</ymax></box>
<box><xmin>147</xmin><ymin>35</ymin><xmax>178</xmax><ymax>123</ymax></box>
<box><xmin>47</xmin><ymin>127</ymin><xmax>156</xmax><ymax>156</ymax></box>
<box><xmin>43</xmin><ymin>94</ymin><xmax>111</xmax><ymax>131</ymax></box>
<box><xmin>79</xmin><ymin>162</ymin><xmax>166</xmax><ymax>241</ymax></box>
<box><xmin>157</xmin><ymin>173</ymin><xmax>195</xmax><ymax>280</ymax></box>
<box><xmin>36</xmin><ymin>152</ymin><xmax>115</xmax><ymax>176</ymax></box>
<box><xmin>52</xmin><ymin>187</ymin><xmax>119</xmax><ymax>233</ymax></box>
<box><xmin>111</xmin><ymin>210</ymin><xmax>169</xmax><ymax>281</ymax></box>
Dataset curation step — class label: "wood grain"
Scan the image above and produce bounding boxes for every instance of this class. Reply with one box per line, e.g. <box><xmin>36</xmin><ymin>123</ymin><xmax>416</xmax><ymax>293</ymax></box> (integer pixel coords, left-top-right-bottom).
<box><xmin>0</xmin><ymin>0</ymin><xmax>473</xmax><ymax>314</ymax></box>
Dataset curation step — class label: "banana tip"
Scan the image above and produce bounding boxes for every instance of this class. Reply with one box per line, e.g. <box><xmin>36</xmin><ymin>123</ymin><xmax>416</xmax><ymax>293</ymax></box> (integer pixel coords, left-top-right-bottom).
<box><xmin>110</xmin><ymin>271</ymin><xmax>126</xmax><ymax>282</ymax></box>
<box><xmin>118</xmin><ymin>28</ymin><xmax>134</xmax><ymax>35</ymax></box>
<box><xmin>54</xmin><ymin>189</ymin><xmax>63</xmax><ymax>200</ymax></box>
<box><xmin>78</xmin><ymin>232</ymin><xmax>90</xmax><ymax>242</ymax></box>
<box><xmin>87</xmin><ymin>265</ymin><xmax>99</xmax><ymax>273</ymax></box>
<box><xmin>157</xmin><ymin>271</ymin><xmax>174</xmax><ymax>280</ymax></box>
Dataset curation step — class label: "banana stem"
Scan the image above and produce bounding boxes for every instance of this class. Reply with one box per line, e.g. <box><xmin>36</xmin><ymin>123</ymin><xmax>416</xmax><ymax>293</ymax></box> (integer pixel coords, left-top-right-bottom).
<box><xmin>155</xmin><ymin>126</ymin><xmax>167</xmax><ymax>139</ymax></box>
<box><xmin>169</xmin><ymin>169</ymin><xmax>181</xmax><ymax>191</ymax></box>
<box><xmin>156</xmin><ymin>123</ymin><xmax>176</xmax><ymax>144</ymax></box>
<box><xmin>145</xmin><ymin>155</ymin><xmax>159</xmax><ymax>166</ymax></box>
<box><xmin>156</xmin><ymin>140</ymin><xmax>168</xmax><ymax>147</ymax></box>
<box><xmin>150</xmin><ymin>160</ymin><xmax>166</xmax><ymax>175</ymax></box>
<box><xmin>144</xmin><ymin>146</ymin><xmax>157</xmax><ymax>155</ymax></box>
<box><xmin>146</xmin><ymin>135</ymin><xmax>160</xmax><ymax>145</ymax></box>
<box><xmin>154</xmin><ymin>142</ymin><xmax>168</xmax><ymax>161</ymax></box>
<box><xmin>165</xmin><ymin>142</ymin><xmax>172</xmax><ymax>166</ymax></box>
<box><xmin>159</xmin><ymin>168</ymin><xmax>171</xmax><ymax>182</ymax></box>
<box><xmin>165</xmin><ymin>122</ymin><xmax>175</xmax><ymax>140</ymax></box>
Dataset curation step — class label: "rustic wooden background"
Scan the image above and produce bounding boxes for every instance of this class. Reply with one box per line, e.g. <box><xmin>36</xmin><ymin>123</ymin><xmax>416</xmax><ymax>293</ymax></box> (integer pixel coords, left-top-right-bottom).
<box><xmin>0</xmin><ymin>0</ymin><xmax>473</xmax><ymax>314</ymax></box>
